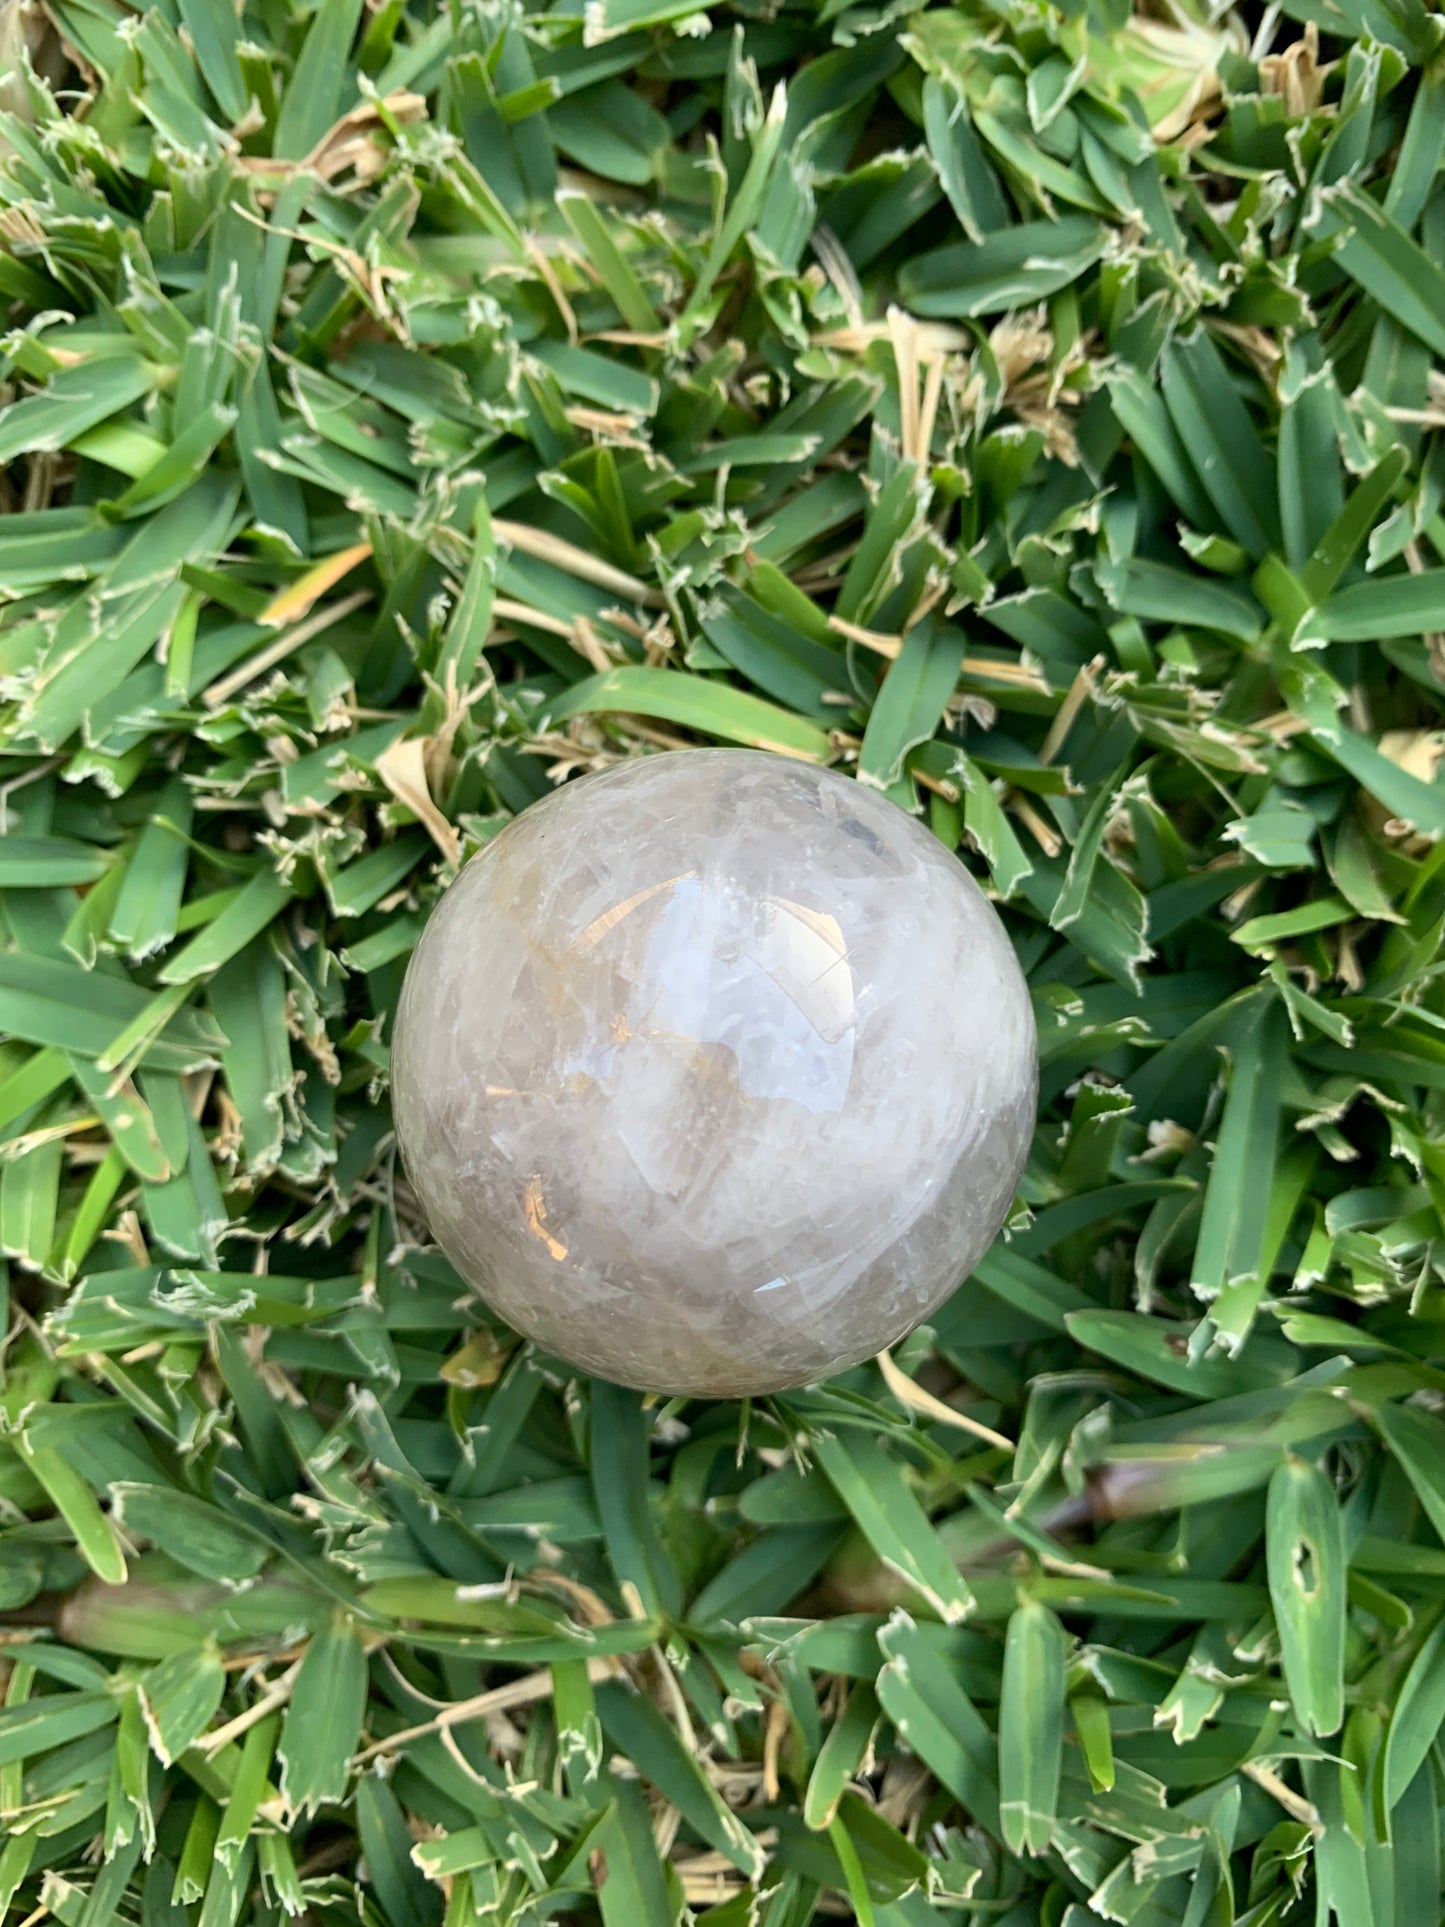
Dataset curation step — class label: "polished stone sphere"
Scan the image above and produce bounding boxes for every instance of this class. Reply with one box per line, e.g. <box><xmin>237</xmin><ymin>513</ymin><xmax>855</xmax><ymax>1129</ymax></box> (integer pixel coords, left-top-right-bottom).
<box><xmin>391</xmin><ymin>750</ymin><xmax>1036</xmax><ymax>1397</ymax></box>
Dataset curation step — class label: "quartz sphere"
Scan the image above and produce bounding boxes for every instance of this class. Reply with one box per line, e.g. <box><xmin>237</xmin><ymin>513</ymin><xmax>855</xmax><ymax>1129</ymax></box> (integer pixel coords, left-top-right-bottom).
<box><xmin>391</xmin><ymin>749</ymin><xmax>1036</xmax><ymax>1397</ymax></box>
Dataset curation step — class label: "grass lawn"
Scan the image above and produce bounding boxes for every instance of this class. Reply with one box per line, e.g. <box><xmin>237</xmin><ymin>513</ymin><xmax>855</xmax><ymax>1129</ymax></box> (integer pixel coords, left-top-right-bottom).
<box><xmin>2</xmin><ymin>0</ymin><xmax>1445</xmax><ymax>1920</ymax></box>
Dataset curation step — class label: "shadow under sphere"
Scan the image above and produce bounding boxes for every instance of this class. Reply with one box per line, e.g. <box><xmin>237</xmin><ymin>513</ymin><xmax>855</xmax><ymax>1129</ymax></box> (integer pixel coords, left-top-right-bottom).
<box><xmin>391</xmin><ymin>749</ymin><xmax>1038</xmax><ymax>1397</ymax></box>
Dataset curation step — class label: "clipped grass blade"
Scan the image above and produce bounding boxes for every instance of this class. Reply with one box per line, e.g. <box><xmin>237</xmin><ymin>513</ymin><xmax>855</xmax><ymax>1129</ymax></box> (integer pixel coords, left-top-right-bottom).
<box><xmin>857</xmin><ymin>617</ymin><xmax>965</xmax><ymax>792</ymax></box>
<box><xmin>1266</xmin><ymin>1456</ymin><xmax>1346</xmax><ymax>1739</ymax></box>
<box><xmin>1322</xmin><ymin>180</ymin><xmax>1445</xmax><ymax>361</ymax></box>
<box><xmin>997</xmin><ymin>1596</ymin><xmax>1064</xmax><ymax>1857</ymax></box>
<box><xmin>1190</xmin><ymin>996</ymin><xmax>1288</xmax><ymax>1343</ymax></box>
<box><xmin>1161</xmin><ymin>329</ymin><xmax>1280</xmax><ymax>557</ymax></box>
<box><xmin>803</xmin><ymin>1682</ymin><xmax>880</xmax><ymax>1831</ymax></box>
<box><xmin>12</xmin><ymin>1436</ymin><xmax>127</xmax><ymax>1583</ymax></box>
<box><xmin>876</xmin><ymin>1613</ymin><xmax>1000</xmax><ymax>1836</ymax></box>
<box><xmin>0</xmin><ymin>358</ymin><xmax>159</xmax><ymax>464</ymax></box>
<box><xmin>811</xmin><ymin>1431</ymin><xmax>973</xmax><ymax>1624</ymax></box>
<box><xmin>138</xmin><ymin>1643</ymin><xmax>226</xmax><ymax>1765</ymax></box>
<box><xmin>544</xmin><ymin>665</ymin><xmax>831</xmax><ymax>761</ymax></box>
<box><xmin>278</xmin><ymin>1615</ymin><xmax>368</xmax><ymax>1817</ymax></box>
<box><xmin>899</xmin><ymin>218</ymin><xmax>1105</xmax><ymax>316</ymax></box>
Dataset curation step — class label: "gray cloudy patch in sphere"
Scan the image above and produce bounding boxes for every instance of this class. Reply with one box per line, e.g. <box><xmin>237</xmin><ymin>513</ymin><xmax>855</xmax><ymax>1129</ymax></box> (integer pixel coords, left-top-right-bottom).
<box><xmin>391</xmin><ymin>749</ymin><xmax>1038</xmax><ymax>1398</ymax></box>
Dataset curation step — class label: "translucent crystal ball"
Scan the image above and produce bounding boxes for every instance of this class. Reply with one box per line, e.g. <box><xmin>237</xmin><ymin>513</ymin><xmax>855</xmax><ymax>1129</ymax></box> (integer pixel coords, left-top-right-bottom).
<box><xmin>391</xmin><ymin>750</ymin><xmax>1036</xmax><ymax>1397</ymax></box>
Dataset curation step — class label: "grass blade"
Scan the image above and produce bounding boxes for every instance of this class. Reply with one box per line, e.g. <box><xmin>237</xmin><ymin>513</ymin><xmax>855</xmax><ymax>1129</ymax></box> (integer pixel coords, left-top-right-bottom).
<box><xmin>998</xmin><ymin>1596</ymin><xmax>1065</xmax><ymax>1855</ymax></box>
<box><xmin>1266</xmin><ymin>1456</ymin><xmax>1346</xmax><ymax>1739</ymax></box>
